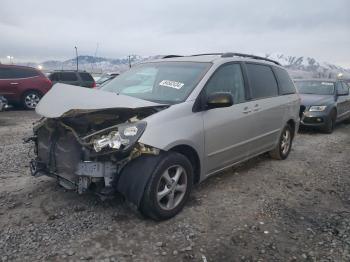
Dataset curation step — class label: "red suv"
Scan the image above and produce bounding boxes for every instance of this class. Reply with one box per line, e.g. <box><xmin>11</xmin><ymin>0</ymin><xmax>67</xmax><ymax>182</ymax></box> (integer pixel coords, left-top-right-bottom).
<box><xmin>0</xmin><ymin>64</ymin><xmax>52</xmax><ymax>109</ymax></box>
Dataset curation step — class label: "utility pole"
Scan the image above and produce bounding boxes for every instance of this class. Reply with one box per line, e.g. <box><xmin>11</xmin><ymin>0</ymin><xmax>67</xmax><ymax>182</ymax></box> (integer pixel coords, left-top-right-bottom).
<box><xmin>128</xmin><ymin>55</ymin><xmax>131</xmax><ymax>68</ymax></box>
<box><xmin>75</xmin><ymin>46</ymin><xmax>79</xmax><ymax>71</ymax></box>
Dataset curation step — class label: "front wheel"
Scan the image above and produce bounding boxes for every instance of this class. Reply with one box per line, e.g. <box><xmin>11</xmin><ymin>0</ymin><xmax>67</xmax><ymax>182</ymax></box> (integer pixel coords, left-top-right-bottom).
<box><xmin>140</xmin><ymin>152</ymin><xmax>193</xmax><ymax>220</ymax></box>
<box><xmin>269</xmin><ymin>124</ymin><xmax>293</xmax><ymax>160</ymax></box>
<box><xmin>22</xmin><ymin>91</ymin><xmax>42</xmax><ymax>110</ymax></box>
<box><xmin>321</xmin><ymin>111</ymin><xmax>336</xmax><ymax>134</ymax></box>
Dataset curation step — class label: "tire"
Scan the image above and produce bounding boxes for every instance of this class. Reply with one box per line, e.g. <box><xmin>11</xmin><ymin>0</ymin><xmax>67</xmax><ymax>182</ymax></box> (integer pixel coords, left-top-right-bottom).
<box><xmin>140</xmin><ymin>152</ymin><xmax>193</xmax><ymax>220</ymax></box>
<box><xmin>321</xmin><ymin>110</ymin><xmax>336</xmax><ymax>134</ymax></box>
<box><xmin>22</xmin><ymin>91</ymin><xmax>42</xmax><ymax>110</ymax></box>
<box><xmin>269</xmin><ymin>124</ymin><xmax>293</xmax><ymax>160</ymax></box>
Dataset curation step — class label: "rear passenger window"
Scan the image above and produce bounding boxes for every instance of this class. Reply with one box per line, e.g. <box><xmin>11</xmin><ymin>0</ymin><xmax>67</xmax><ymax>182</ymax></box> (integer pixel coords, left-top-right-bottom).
<box><xmin>0</xmin><ymin>68</ymin><xmax>13</xmax><ymax>79</ymax></box>
<box><xmin>246</xmin><ymin>63</ymin><xmax>278</xmax><ymax>99</ymax></box>
<box><xmin>12</xmin><ymin>68</ymin><xmax>39</xmax><ymax>78</ymax></box>
<box><xmin>60</xmin><ymin>73</ymin><xmax>78</xmax><ymax>81</ymax></box>
<box><xmin>79</xmin><ymin>73</ymin><xmax>93</xmax><ymax>81</ymax></box>
<box><xmin>0</xmin><ymin>67</ymin><xmax>38</xmax><ymax>79</ymax></box>
<box><xmin>273</xmin><ymin>67</ymin><xmax>296</xmax><ymax>95</ymax></box>
<box><xmin>205</xmin><ymin>63</ymin><xmax>246</xmax><ymax>104</ymax></box>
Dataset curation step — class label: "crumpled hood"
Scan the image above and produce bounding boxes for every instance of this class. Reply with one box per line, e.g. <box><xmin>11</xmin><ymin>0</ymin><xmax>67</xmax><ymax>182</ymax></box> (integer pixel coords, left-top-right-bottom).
<box><xmin>299</xmin><ymin>94</ymin><xmax>334</xmax><ymax>106</ymax></box>
<box><xmin>36</xmin><ymin>84</ymin><xmax>163</xmax><ymax>118</ymax></box>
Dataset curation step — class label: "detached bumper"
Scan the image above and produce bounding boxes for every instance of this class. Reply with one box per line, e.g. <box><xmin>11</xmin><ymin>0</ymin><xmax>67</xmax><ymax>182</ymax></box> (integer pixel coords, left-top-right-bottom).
<box><xmin>300</xmin><ymin>111</ymin><xmax>329</xmax><ymax>127</ymax></box>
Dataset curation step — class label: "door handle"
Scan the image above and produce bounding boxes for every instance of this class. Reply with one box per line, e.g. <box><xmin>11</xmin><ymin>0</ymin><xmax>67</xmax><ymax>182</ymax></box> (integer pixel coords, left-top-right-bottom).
<box><xmin>10</xmin><ymin>82</ymin><xmax>19</xmax><ymax>85</ymax></box>
<box><xmin>242</xmin><ymin>107</ymin><xmax>252</xmax><ymax>114</ymax></box>
<box><xmin>253</xmin><ymin>104</ymin><xmax>261</xmax><ymax>111</ymax></box>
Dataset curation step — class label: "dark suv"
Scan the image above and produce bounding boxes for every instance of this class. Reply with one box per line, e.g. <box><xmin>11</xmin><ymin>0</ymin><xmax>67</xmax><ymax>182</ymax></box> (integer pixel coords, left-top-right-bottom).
<box><xmin>295</xmin><ymin>79</ymin><xmax>350</xmax><ymax>133</ymax></box>
<box><xmin>49</xmin><ymin>71</ymin><xmax>96</xmax><ymax>88</ymax></box>
<box><xmin>0</xmin><ymin>64</ymin><xmax>52</xmax><ymax>109</ymax></box>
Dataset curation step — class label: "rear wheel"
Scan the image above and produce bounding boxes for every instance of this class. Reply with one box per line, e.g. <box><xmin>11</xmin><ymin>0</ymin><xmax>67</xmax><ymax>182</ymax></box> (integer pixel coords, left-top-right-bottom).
<box><xmin>22</xmin><ymin>91</ymin><xmax>41</xmax><ymax>110</ymax></box>
<box><xmin>140</xmin><ymin>152</ymin><xmax>193</xmax><ymax>220</ymax></box>
<box><xmin>269</xmin><ymin>124</ymin><xmax>293</xmax><ymax>160</ymax></box>
<box><xmin>322</xmin><ymin>110</ymin><xmax>336</xmax><ymax>134</ymax></box>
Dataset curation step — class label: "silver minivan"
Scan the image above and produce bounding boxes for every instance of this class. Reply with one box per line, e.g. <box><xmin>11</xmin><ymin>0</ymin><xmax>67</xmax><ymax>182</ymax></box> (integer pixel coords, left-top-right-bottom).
<box><xmin>29</xmin><ymin>53</ymin><xmax>300</xmax><ymax>220</ymax></box>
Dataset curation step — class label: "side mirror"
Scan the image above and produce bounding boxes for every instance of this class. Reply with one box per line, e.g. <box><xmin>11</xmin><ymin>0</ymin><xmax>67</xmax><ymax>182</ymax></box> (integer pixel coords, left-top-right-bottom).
<box><xmin>206</xmin><ymin>92</ymin><xmax>233</xmax><ymax>109</ymax></box>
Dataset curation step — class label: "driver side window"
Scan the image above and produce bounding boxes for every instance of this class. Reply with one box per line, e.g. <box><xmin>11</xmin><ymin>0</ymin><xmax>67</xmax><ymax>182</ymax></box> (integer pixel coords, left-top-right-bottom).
<box><xmin>336</xmin><ymin>82</ymin><xmax>349</xmax><ymax>95</ymax></box>
<box><xmin>205</xmin><ymin>63</ymin><xmax>245</xmax><ymax>104</ymax></box>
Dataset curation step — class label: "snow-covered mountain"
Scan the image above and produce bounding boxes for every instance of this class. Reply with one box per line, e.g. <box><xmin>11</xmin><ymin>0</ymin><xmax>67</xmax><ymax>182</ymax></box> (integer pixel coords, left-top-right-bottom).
<box><xmin>265</xmin><ymin>54</ymin><xmax>350</xmax><ymax>79</ymax></box>
<box><xmin>18</xmin><ymin>54</ymin><xmax>350</xmax><ymax>79</ymax></box>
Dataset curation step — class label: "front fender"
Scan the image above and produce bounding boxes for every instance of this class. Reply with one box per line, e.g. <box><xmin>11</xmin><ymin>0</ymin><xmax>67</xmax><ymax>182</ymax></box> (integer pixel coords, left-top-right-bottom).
<box><xmin>115</xmin><ymin>154</ymin><xmax>165</xmax><ymax>207</ymax></box>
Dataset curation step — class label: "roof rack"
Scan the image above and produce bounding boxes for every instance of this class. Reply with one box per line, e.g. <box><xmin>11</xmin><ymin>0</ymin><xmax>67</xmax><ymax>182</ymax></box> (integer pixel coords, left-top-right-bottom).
<box><xmin>161</xmin><ymin>52</ymin><xmax>281</xmax><ymax>65</ymax></box>
<box><xmin>53</xmin><ymin>69</ymin><xmax>87</xmax><ymax>72</ymax></box>
<box><xmin>188</xmin><ymin>52</ymin><xmax>281</xmax><ymax>65</ymax></box>
<box><xmin>220</xmin><ymin>52</ymin><xmax>281</xmax><ymax>65</ymax></box>
<box><xmin>162</xmin><ymin>55</ymin><xmax>184</xmax><ymax>59</ymax></box>
<box><xmin>191</xmin><ymin>53</ymin><xmax>224</xmax><ymax>57</ymax></box>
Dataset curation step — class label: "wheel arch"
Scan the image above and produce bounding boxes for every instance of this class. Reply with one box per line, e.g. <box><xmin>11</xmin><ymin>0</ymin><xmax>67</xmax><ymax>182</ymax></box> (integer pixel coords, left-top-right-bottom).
<box><xmin>21</xmin><ymin>89</ymin><xmax>43</xmax><ymax>100</ymax></box>
<box><xmin>20</xmin><ymin>89</ymin><xmax>43</xmax><ymax>109</ymax></box>
<box><xmin>330</xmin><ymin>106</ymin><xmax>337</xmax><ymax>118</ymax></box>
<box><xmin>168</xmin><ymin>144</ymin><xmax>201</xmax><ymax>185</ymax></box>
<box><xmin>286</xmin><ymin>119</ymin><xmax>296</xmax><ymax>138</ymax></box>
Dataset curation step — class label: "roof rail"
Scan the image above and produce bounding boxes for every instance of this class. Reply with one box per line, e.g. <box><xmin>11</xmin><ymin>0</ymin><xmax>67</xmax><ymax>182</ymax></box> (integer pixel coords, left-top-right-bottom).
<box><xmin>187</xmin><ymin>52</ymin><xmax>281</xmax><ymax>65</ymax></box>
<box><xmin>162</xmin><ymin>55</ymin><xmax>184</xmax><ymax>59</ymax></box>
<box><xmin>191</xmin><ymin>53</ymin><xmax>223</xmax><ymax>57</ymax></box>
<box><xmin>160</xmin><ymin>52</ymin><xmax>281</xmax><ymax>65</ymax></box>
<box><xmin>221</xmin><ymin>52</ymin><xmax>281</xmax><ymax>65</ymax></box>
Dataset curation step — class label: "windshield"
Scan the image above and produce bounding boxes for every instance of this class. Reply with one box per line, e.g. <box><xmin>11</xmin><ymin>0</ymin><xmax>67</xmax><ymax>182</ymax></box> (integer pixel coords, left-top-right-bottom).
<box><xmin>101</xmin><ymin>62</ymin><xmax>211</xmax><ymax>104</ymax></box>
<box><xmin>295</xmin><ymin>81</ymin><xmax>335</xmax><ymax>95</ymax></box>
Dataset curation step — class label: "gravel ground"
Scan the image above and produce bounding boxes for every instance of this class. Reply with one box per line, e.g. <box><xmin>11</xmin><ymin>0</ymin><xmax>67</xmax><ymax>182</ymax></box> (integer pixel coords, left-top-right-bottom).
<box><xmin>0</xmin><ymin>110</ymin><xmax>350</xmax><ymax>262</ymax></box>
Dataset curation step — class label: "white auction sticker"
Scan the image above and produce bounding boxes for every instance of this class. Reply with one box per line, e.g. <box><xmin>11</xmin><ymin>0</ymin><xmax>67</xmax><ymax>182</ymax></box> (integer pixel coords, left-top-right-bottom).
<box><xmin>159</xmin><ymin>80</ymin><xmax>184</xmax><ymax>90</ymax></box>
<box><xmin>321</xmin><ymin>82</ymin><xmax>334</xmax><ymax>86</ymax></box>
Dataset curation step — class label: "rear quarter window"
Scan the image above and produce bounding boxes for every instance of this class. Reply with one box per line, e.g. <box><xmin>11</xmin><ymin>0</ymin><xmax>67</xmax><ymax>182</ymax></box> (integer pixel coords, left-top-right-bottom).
<box><xmin>49</xmin><ymin>73</ymin><xmax>59</xmax><ymax>81</ymax></box>
<box><xmin>246</xmin><ymin>63</ymin><xmax>278</xmax><ymax>99</ymax></box>
<box><xmin>273</xmin><ymin>67</ymin><xmax>296</xmax><ymax>95</ymax></box>
<box><xmin>60</xmin><ymin>72</ymin><xmax>78</xmax><ymax>81</ymax></box>
<box><xmin>79</xmin><ymin>72</ymin><xmax>94</xmax><ymax>81</ymax></box>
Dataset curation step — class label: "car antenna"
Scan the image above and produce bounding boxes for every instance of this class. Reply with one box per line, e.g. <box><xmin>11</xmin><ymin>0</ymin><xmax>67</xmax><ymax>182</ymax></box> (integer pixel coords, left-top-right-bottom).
<box><xmin>128</xmin><ymin>55</ymin><xmax>132</xmax><ymax>68</ymax></box>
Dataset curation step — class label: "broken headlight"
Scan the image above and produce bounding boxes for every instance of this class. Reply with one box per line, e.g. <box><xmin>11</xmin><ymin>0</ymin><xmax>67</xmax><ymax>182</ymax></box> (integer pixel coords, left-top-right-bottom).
<box><xmin>92</xmin><ymin>121</ymin><xmax>147</xmax><ymax>152</ymax></box>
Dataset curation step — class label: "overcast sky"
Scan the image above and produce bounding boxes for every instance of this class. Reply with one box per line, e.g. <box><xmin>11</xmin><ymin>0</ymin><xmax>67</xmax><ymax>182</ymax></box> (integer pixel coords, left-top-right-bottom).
<box><xmin>1</xmin><ymin>0</ymin><xmax>349</xmax><ymax>67</ymax></box>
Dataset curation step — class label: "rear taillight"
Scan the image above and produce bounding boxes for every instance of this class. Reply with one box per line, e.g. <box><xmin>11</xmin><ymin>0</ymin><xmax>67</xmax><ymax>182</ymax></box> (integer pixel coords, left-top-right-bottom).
<box><xmin>92</xmin><ymin>82</ymin><xmax>96</xmax><ymax>88</ymax></box>
<box><xmin>44</xmin><ymin>77</ymin><xmax>52</xmax><ymax>86</ymax></box>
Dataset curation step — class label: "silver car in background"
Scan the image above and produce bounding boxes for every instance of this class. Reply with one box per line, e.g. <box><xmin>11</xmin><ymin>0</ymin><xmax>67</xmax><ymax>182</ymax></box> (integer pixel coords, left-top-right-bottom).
<box><xmin>28</xmin><ymin>53</ymin><xmax>300</xmax><ymax>220</ymax></box>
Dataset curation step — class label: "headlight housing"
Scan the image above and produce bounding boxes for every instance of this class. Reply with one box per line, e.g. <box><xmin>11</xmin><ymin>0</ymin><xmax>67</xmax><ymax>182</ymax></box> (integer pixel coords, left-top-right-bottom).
<box><xmin>92</xmin><ymin>121</ymin><xmax>147</xmax><ymax>152</ymax></box>
<box><xmin>309</xmin><ymin>106</ymin><xmax>327</xmax><ymax>112</ymax></box>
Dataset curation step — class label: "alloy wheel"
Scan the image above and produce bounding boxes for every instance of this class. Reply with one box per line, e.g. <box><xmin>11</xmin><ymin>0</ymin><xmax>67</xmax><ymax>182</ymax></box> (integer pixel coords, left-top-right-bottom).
<box><xmin>24</xmin><ymin>93</ymin><xmax>40</xmax><ymax>109</ymax></box>
<box><xmin>281</xmin><ymin>129</ymin><xmax>291</xmax><ymax>155</ymax></box>
<box><xmin>156</xmin><ymin>165</ymin><xmax>188</xmax><ymax>211</ymax></box>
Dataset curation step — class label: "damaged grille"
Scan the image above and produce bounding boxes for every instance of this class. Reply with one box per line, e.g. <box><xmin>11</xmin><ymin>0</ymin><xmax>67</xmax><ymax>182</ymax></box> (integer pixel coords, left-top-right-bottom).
<box><xmin>37</xmin><ymin>125</ymin><xmax>83</xmax><ymax>183</ymax></box>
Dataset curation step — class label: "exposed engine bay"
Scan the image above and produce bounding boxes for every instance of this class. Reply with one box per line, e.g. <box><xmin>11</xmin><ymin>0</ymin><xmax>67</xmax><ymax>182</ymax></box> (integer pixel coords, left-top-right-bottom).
<box><xmin>27</xmin><ymin>107</ymin><xmax>165</xmax><ymax>196</ymax></box>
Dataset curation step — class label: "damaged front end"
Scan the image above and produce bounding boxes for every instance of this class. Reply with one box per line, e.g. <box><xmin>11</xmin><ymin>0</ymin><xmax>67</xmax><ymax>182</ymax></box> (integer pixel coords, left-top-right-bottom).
<box><xmin>27</xmin><ymin>107</ymin><xmax>162</xmax><ymax>198</ymax></box>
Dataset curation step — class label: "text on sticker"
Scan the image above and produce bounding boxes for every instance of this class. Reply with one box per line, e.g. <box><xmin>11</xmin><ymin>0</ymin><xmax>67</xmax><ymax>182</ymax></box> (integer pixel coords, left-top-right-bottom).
<box><xmin>159</xmin><ymin>80</ymin><xmax>184</xmax><ymax>90</ymax></box>
<box><xmin>321</xmin><ymin>82</ymin><xmax>334</xmax><ymax>86</ymax></box>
